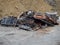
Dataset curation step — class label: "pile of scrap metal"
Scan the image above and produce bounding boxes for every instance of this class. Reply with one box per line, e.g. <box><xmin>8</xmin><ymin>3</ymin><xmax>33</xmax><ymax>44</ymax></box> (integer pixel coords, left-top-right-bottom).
<box><xmin>18</xmin><ymin>10</ymin><xmax>59</xmax><ymax>31</ymax></box>
<box><xmin>0</xmin><ymin>10</ymin><xmax>59</xmax><ymax>31</ymax></box>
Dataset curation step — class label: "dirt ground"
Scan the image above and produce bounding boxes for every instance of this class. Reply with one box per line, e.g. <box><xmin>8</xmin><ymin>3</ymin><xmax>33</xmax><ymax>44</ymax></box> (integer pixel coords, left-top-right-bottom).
<box><xmin>0</xmin><ymin>0</ymin><xmax>52</xmax><ymax>18</ymax></box>
<box><xmin>0</xmin><ymin>24</ymin><xmax>60</xmax><ymax>45</ymax></box>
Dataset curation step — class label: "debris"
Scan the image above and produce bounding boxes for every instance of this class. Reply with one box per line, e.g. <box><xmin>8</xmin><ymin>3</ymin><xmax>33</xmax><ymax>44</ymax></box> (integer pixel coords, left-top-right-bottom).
<box><xmin>18</xmin><ymin>10</ymin><xmax>36</xmax><ymax>31</ymax></box>
<box><xmin>45</xmin><ymin>12</ymin><xmax>59</xmax><ymax>25</ymax></box>
<box><xmin>34</xmin><ymin>12</ymin><xmax>59</xmax><ymax>26</ymax></box>
<box><xmin>1</xmin><ymin>16</ymin><xmax>18</xmax><ymax>26</ymax></box>
<box><xmin>18</xmin><ymin>11</ymin><xmax>59</xmax><ymax>31</ymax></box>
<box><xmin>0</xmin><ymin>10</ymin><xmax>59</xmax><ymax>31</ymax></box>
<box><xmin>19</xmin><ymin>25</ymin><xmax>32</xmax><ymax>31</ymax></box>
<box><xmin>33</xmin><ymin>13</ymin><xmax>54</xmax><ymax>26</ymax></box>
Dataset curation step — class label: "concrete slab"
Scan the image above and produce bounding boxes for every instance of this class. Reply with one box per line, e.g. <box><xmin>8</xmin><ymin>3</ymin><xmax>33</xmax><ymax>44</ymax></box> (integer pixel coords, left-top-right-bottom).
<box><xmin>0</xmin><ymin>25</ymin><xmax>60</xmax><ymax>45</ymax></box>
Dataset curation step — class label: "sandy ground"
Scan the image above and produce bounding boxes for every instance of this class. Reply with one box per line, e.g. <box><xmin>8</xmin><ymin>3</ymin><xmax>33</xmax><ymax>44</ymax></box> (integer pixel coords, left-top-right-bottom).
<box><xmin>0</xmin><ymin>25</ymin><xmax>60</xmax><ymax>45</ymax></box>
